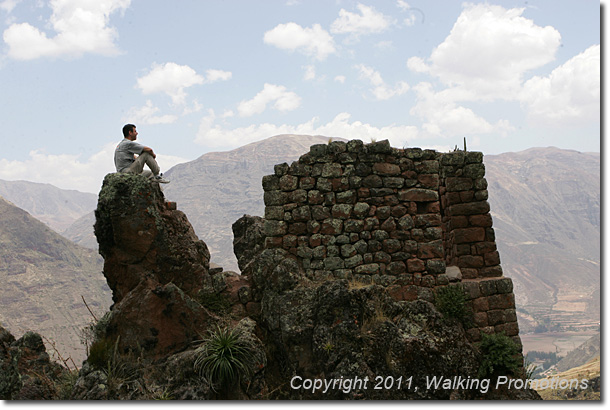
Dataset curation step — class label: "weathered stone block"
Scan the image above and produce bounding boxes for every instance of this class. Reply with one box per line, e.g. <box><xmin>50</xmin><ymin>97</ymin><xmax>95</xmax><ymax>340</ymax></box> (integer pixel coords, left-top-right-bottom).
<box><xmin>484</xmin><ymin>251</ymin><xmax>501</xmax><ymax>266</ymax></box>
<box><xmin>331</xmin><ymin>204</ymin><xmax>353</xmax><ymax>219</ymax></box>
<box><xmin>407</xmin><ymin>258</ymin><xmax>425</xmax><ymax>272</ymax></box>
<box><xmin>262</xmin><ymin>175</ymin><xmax>280</xmax><ymax>191</ymax></box>
<box><xmin>462</xmin><ymin>281</ymin><xmax>481</xmax><ymax>299</ymax></box>
<box><xmin>353</xmin><ymin>202</ymin><xmax>370</xmax><ymax>218</ymax></box>
<box><xmin>445</xmin><ymin>177</ymin><xmax>473</xmax><ymax>192</ymax></box>
<box><xmin>288</xmin><ymin>222</ymin><xmax>307</xmax><ymax>235</ymax></box>
<box><xmin>309</xmin><ymin>144</ymin><xmax>328</xmax><ymax>157</ymax></box>
<box><xmin>380</xmin><ymin>217</ymin><xmax>397</xmax><ymax>232</ymax></box>
<box><xmin>264</xmin><ymin>220</ymin><xmax>287</xmax><ymax>236</ymax></box>
<box><xmin>355</xmin><ymin>263</ymin><xmax>380</xmax><ymax>275</ymax></box>
<box><xmin>417</xmin><ymin>240</ymin><xmax>444</xmax><ymax>259</ymax></box>
<box><xmin>472</xmin><ymin>297</ymin><xmax>489</xmax><ymax>312</ymax></box>
<box><xmin>463</xmin><ymin>163</ymin><xmax>485</xmax><ymax>179</ymax></box>
<box><xmin>458</xmin><ymin>255</ymin><xmax>484</xmax><ymax>268</ymax></box>
<box><xmin>279</xmin><ymin>175</ymin><xmax>298</xmax><ymax>191</ymax></box>
<box><xmin>469</xmin><ymin>214</ymin><xmax>493</xmax><ymax>227</ymax></box>
<box><xmin>347</xmin><ymin>139</ymin><xmax>364</xmax><ymax>153</ymax></box>
<box><xmin>480</xmin><ymin>265</ymin><xmax>503</xmax><ymax>278</ymax></box>
<box><xmin>449</xmin><ymin>201</ymin><xmax>490</xmax><ymax>216</ymax></box>
<box><xmin>414</xmin><ymin>214</ymin><xmax>442</xmax><ymax>227</ymax></box>
<box><xmin>265</xmin><ymin>206</ymin><xmax>284</xmax><ymax>220</ymax></box>
<box><xmin>328</xmin><ymin>140</ymin><xmax>347</xmax><ymax>154</ymax></box>
<box><xmin>426</xmin><ymin>259</ymin><xmax>446</xmax><ymax>274</ymax></box>
<box><xmin>386</xmin><ymin>261</ymin><xmax>406</xmax><ymax>275</ymax></box>
<box><xmin>474</xmin><ymin>190</ymin><xmax>489</xmax><ymax>201</ymax></box>
<box><xmin>382</xmin><ymin>238</ymin><xmax>402</xmax><ymax>253</ymax></box>
<box><xmin>452</xmin><ymin>227</ymin><xmax>486</xmax><ymax>244</ymax></box>
<box><xmin>324</xmin><ymin>257</ymin><xmax>345</xmax><ymax>270</ymax></box>
<box><xmin>311</xmin><ymin>206</ymin><xmax>330</xmax><ymax>221</ymax></box>
<box><xmin>321</xmin><ymin>163</ymin><xmax>343</xmax><ymax>178</ymax></box>
<box><xmin>487</xmin><ymin>310</ymin><xmax>506</xmax><ymax>326</ymax></box>
<box><xmin>320</xmin><ymin>218</ymin><xmax>343</xmax><ymax>235</ymax></box>
<box><xmin>264</xmin><ymin>190</ymin><xmax>286</xmax><ymax>206</ymax></box>
<box><xmin>465</xmin><ymin>151</ymin><xmax>483</xmax><ymax>164</ymax></box>
<box><xmin>473</xmin><ymin>312</ymin><xmax>488</xmax><ymax>327</ymax></box>
<box><xmin>399</xmin><ymin>188</ymin><xmax>439</xmax><ymax>202</ymax></box>
<box><xmin>274</xmin><ymin>162</ymin><xmax>290</xmax><ymax>176</ymax></box>
<box><xmin>488</xmin><ymin>293</ymin><xmax>515</xmax><ymax>310</ymax></box>
<box><xmin>363</xmin><ymin>174</ymin><xmax>383</xmax><ymax>188</ymax></box>
<box><xmin>373</xmin><ymin>162</ymin><xmax>401</xmax><ymax>176</ymax></box>
<box><xmin>479</xmin><ymin>279</ymin><xmax>498</xmax><ymax>296</ymax></box>
<box><xmin>344</xmin><ymin>219</ymin><xmax>365</xmax><ymax>233</ymax></box>
<box><xmin>495</xmin><ymin>278</ymin><xmax>513</xmax><ymax>294</ymax></box>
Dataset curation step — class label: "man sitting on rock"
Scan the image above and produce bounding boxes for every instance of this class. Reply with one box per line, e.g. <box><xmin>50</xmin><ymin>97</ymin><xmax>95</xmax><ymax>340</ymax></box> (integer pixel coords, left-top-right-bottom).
<box><xmin>114</xmin><ymin>124</ymin><xmax>169</xmax><ymax>183</ymax></box>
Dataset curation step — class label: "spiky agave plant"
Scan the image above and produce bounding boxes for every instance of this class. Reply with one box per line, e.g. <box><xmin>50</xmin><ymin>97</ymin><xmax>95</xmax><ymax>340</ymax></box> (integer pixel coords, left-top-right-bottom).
<box><xmin>194</xmin><ymin>325</ymin><xmax>265</xmax><ymax>391</ymax></box>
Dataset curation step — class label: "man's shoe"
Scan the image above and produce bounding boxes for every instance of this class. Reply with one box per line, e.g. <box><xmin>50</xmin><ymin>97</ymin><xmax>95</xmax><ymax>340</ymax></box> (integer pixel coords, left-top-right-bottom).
<box><xmin>152</xmin><ymin>174</ymin><xmax>170</xmax><ymax>184</ymax></box>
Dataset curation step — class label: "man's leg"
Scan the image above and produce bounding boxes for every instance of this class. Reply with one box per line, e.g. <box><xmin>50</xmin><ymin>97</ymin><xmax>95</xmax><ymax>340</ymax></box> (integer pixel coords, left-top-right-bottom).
<box><xmin>126</xmin><ymin>152</ymin><xmax>160</xmax><ymax>176</ymax></box>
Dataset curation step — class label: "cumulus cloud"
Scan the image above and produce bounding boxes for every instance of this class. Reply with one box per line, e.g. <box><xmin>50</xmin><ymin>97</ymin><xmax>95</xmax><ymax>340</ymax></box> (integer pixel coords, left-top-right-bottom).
<box><xmin>409</xmin><ymin>82</ymin><xmax>514</xmax><ymax>138</ymax></box>
<box><xmin>0</xmin><ymin>143</ymin><xmax>188</xmax><ymax>193</ymax></box>
<box><xmin>408</xmin><ymin>3</ymin><xmax>561</xmax><ymax>100</ymax></box>
<box><xmin>263</xmin><ymin>22</ymin><xmax>336</xmax><ymax>61</ymax></box>
<box><xmin>356</xmin><ymin>64</ymin><xmax>409</xmax><ymax>100</ymax></box>
<box><xmin>334</xmin><ymin>75</ymin><xmax>346</xmax><ymax>84</ymax></box>
<box><xmin>520</xmin><ymin>44</ymin><xmax>600</xmax><ymax>125</ymax></box>
<box><xmin>136</xmin><ymin>62</ymin><xmax>205</xmax><ymax>105</ymax></box>
<box><xmin>195</xmin><ymin>111</ymin><xmax>423</xmax><ymax>151</ymax></box>
<box><xmin>205</xmin><ymin>69</ymin><xmax>232</xmax><ymax>83</ymax></box>
<box><xmin>124</xmin><ymin>100</ymin><xmax>178</xmax><ymax>125</ymax></box>
<box><xmin>3</xmin><ymin>0</ymin><xmax>131</xmax><ymax>60</ymax></box>
<box><xmin>330</xmin><ymin>3</ymin><xmax>393</xmax><ymax>36</ymax></box>
<box><xmin>237</xmin><ymin>83</ymin><xmax>301</xmax><ymax>117</ymax></box>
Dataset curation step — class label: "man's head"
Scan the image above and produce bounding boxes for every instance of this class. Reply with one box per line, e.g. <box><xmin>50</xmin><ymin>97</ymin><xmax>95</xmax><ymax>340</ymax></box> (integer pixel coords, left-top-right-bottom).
<box><xmin>122</xmin><ymin>124</ymin><xmax>137</xmax><ymax>140</ymax></box>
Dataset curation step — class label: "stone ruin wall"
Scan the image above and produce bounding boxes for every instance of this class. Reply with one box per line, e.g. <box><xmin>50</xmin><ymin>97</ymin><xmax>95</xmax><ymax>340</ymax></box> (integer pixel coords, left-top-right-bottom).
<box><xmin>261</xmin><ymin>139</ymin><xmax>520</xmax><ymax>346</ymax></box>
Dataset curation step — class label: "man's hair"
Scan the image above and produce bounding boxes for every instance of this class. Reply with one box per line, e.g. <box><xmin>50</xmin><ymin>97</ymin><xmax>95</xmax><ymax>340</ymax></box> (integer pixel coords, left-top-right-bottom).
<box><xmin>122</xmin><ymin>124</ymin><xmax>136</xmax><ymax>138</ymax></box>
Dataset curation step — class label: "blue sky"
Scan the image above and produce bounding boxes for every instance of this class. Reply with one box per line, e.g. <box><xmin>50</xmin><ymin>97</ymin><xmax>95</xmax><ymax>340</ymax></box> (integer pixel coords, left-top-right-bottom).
<box><xmin>0</xmin><ymin>0</ymin><xmax>600</xmax><ymax>193</ymax></box>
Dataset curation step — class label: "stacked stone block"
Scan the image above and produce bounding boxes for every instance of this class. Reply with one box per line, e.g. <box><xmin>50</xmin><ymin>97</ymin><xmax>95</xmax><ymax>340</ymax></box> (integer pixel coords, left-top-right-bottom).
<box><xmin>263</xmin><ymin>139</ymin><xmax>446</xmax><ymax>287</ymax></box>
<box><xmin>261</xmin><ymin>139</ymin><xmax>520</xmax><ymax>344</ymax></box>
<box><xmin>439</xmin><ymin>151</ymin><xmax>503</xmax><ymax>279</ymax></box>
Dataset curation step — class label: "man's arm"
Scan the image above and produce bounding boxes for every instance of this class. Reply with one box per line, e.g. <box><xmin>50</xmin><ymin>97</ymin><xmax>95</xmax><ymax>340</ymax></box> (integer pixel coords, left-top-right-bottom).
<box><xmin>141</xmin><ymin>146</ymin><xmax>156</xmax><ymax>159</ymax></box>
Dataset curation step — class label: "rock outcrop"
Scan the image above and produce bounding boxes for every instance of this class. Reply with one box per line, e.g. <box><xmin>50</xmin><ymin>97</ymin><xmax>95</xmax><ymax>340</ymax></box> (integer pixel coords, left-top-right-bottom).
<box><xmin>0</xmin><ymin>325</ymin><xmax>68</xmax><ymax>400</ymax></box>
<box><xmin>93</xmin><ymin>173</ymin><xmax>215</xmax><ymax>357</ymax></box>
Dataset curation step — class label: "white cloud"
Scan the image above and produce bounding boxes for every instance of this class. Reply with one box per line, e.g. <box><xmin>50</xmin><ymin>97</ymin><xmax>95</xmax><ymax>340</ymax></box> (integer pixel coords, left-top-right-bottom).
<box><xmin>124</xmin><ymin>100</ymin><xmax>178</xmax><ymax>125</ymax></box>
<box><xmin>195</xmin><ymin>111</ymin><xmax>421</xmax><ymax>151</ymax></box>
<box><xmin>0</xmin><ymin>143</ymin><xmax>188</xmax><ymax>194</ymax></box>
<box><xmin>205</xmin><ymin>69</ymin><xmax>232</xmax><ymax>83</ymax></box>
<box><xmin>263</xmin><ymin>22</ymin><xmax>336</xmax><ymax>61</ymax></box>
<box><xmin>409</xmin><ymin>3</ymin><xmax>561</xmax><ymax>100</ymax></box>
<box><xmin>136</xmin><ymin>62</ymin><xmax>205</xmax><ymax>105</ymax></box>
<box><xmin>0</xmin><ymin>0</ymin><xmax>20</xmax><ymax>13</ymax></box>
<box><xmin>330</xmin><ymin>3</ymin><xmax>393</xmax><ymax>37</ymax></box>
<box><xmin>356</xmin><ymin>64</ymin><xmax>409</xmax><ymax>100</ymax></box>
<box><xmin>237</xmin><ymin>83</ymin><xmax>301</xmax><ymax>117</ymax></box>
<box><xmin>334</xmin><ymin>75</ymin><xmax>346</xmax><ymax>84</ymax></box>
<box><xmin>521</xmin><ymin>45</ymin><xmax>600</xmax><ymax>126</ymax></box>
<box><xmin>303</xmin><ymin>65</ymin><xmax>316</xmax><ymax>81</ymax></box>
<box><xmin>410</xmin><ymin>82</ymin><xmax>513</xmax><ymax>138</ymax></box>
<box><xmin>3</xmin><ymin>0</ymin><xmax>131</xmax><ymax>60</ymax></box>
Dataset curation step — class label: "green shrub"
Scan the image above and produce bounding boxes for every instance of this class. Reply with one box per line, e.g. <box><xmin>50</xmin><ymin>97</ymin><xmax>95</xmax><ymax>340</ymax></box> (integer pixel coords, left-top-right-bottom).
<box><xmin>194</xmin><ymin>325</ymin><xmax>265</xmax><ymax>391</ymax></box>
<box><xmin>434</xmin><ymin>285</ymin><xmax>468</xmax><ymax>323</ymax></box>
<box><xmin>87</xmin><ymin>337</ymin><xmax>115</xmax><ymax>370</ymax></box>
<box><xmin>199</xmin><ymin>292</ymin><xmax>231</xmax><ymax>315</ymax></box>
<box><xmin>478</xmin><ymin>332</ymin><xmax>521</xmax><ymax>379</ymax></box>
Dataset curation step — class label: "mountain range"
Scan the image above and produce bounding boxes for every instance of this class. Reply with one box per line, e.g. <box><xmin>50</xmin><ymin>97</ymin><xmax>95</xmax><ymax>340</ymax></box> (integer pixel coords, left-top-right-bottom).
<box><xmin>0</xmin><ymin>136</ymin><xmax>600</xmax><ymax>362</ymax></box>
<box><xmin>0</xmin><ymin>195</ymin><xmax>110</xmax><ymax>363</ymax></box>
